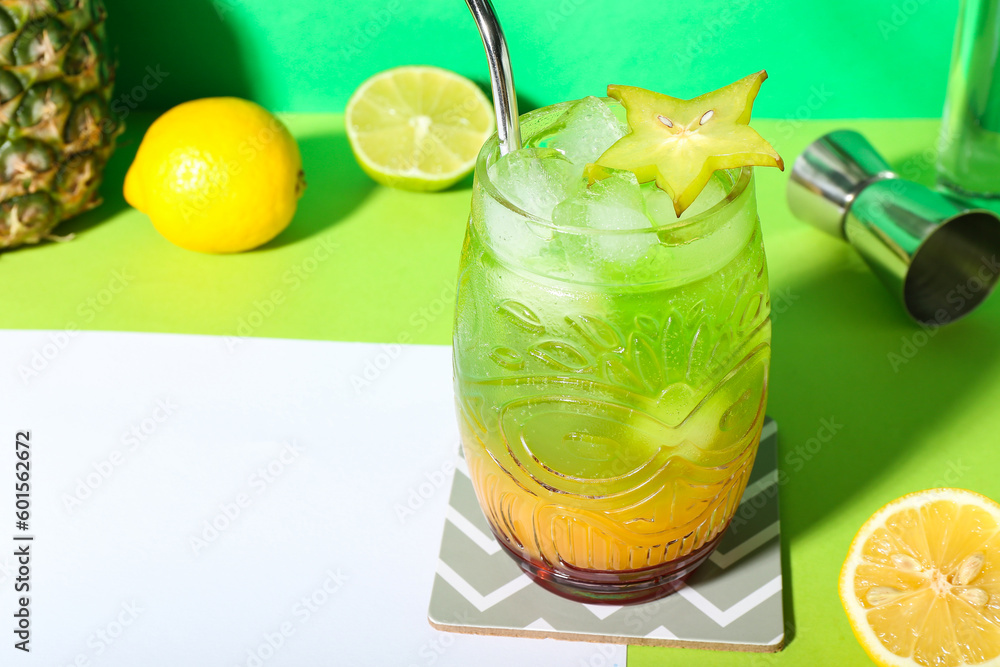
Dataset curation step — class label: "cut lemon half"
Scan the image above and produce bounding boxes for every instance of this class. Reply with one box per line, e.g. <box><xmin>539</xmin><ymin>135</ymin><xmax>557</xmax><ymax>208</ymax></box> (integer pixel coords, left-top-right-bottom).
<box><xmin>345</xmin><ymin>66</ymin><xmax>495</xmax><ymax>192</ymax></box>
<box><xmin>840</xmin><ymin>488</ymin><xmax>1000</xmax><ymax>666</ymax></box>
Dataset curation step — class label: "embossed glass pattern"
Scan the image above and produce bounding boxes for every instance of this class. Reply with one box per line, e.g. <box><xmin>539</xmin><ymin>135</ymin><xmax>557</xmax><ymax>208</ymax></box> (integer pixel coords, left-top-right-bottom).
<box><xmin>453</xmin><ymin>102</ymin><xmax>771</xmax><ymax>603</ymax></box>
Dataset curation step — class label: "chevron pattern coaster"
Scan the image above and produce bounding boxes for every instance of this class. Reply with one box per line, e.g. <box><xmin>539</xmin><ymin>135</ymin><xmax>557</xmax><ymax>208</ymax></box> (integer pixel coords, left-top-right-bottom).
<box><xmin>428</xmin><ymin>418</ymin><xmax>784</xmax><ymax>654</ymax></box>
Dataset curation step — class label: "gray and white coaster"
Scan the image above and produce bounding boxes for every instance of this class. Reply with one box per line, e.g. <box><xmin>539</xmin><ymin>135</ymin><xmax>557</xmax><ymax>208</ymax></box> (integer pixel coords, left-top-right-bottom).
<box><xmin>428</xmin><ymin>418</ymin><xmax>784</xmax><ymax>653</ymax></box>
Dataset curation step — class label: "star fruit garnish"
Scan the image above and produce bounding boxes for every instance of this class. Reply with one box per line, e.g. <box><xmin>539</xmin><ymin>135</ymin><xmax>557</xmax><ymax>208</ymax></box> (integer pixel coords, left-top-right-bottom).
<box><xmin>587</xmin><ymin>70</ymin><xmax>784</xmax><ymax>216</ymax></box>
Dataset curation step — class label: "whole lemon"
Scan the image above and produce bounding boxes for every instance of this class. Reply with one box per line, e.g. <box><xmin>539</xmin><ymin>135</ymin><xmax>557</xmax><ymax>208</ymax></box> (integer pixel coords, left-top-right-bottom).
<box><xmin>124</xmin><ymin>98</ymin><xmax>306</xmax><ymax>253</ymax></box>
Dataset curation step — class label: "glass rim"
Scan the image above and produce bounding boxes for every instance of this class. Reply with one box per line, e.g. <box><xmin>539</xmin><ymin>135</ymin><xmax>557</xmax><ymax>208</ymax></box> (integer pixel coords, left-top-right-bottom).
<box><xmin>474</xmin><ymin>101</ymin><xmax>754</xmax><ymax>237</ymax></box>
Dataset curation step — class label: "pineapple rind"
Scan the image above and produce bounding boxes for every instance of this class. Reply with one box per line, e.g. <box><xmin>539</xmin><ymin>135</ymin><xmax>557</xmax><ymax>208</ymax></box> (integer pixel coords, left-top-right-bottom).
<box><xmin>0</xmin><ymin>0</ymin><xmax>118</xmax><ymax>249</ymax></box>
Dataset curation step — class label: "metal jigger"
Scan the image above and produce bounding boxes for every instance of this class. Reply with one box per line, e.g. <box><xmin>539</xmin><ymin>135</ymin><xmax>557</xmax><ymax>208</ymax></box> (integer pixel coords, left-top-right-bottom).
<box><xmin>787</xmin><ymin>130</ymin><xmax>1000</xmax><ymax>325</ymax></box>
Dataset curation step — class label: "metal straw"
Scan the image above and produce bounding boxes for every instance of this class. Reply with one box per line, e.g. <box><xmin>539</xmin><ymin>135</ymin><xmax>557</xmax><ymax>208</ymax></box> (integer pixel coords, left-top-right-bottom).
<box><xmin>465</xmin><ymin>0</ymin><xmax>521</xmax><ymax>154</ymax></box>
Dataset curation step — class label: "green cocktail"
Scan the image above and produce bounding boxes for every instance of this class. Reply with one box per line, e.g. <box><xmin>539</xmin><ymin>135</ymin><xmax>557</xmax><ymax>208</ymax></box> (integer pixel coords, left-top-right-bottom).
<box><xmin>453</xmin><ymin>75</ymin><xmax>781</xmax><ymax>603</ymax></box>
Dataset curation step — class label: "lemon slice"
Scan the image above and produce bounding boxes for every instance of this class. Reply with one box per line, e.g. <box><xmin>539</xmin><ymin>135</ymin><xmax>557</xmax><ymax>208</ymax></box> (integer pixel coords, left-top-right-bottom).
<box><xmin>840</xmin><ymin>488</ymin><xmax>1000</xmax><ymax>666</ymax></box>
<box><xmin>345</xmin><ymin>66</ymin><xmax>495</xmax><ymax>192</ymax></box>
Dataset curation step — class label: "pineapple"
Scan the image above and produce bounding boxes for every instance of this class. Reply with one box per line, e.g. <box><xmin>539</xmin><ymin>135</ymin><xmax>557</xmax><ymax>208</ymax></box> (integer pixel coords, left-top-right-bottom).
<box><xmin>0</xmin><ymin>0</ymin><xmax>119</xmax><ymax>249</ymax></box>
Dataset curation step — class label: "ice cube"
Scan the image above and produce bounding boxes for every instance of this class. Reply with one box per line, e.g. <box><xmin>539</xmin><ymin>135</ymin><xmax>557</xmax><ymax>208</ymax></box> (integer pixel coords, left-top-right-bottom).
<box><xmin>482</xmin><ymin>148</ymin><xmax>582</xmax><ymax>265</ymax></box>
<box><xmin>553</xmin><ymin>171</ymin><xmax>658</xmax><ymax>266</ymax></box>
<box><xmin>642</xmin><ymin>173</ymin><xmax>730</xmax><ymax>227</ymax></box>
<box><xmin>488</xmin><ymin>147</ymin><xmax>582</xmax><ymax>220</ymax></box>
<box><xmin>529</xmin><ymin>97</ymin><xmax>627</xmax><ymax>167</ymax></box>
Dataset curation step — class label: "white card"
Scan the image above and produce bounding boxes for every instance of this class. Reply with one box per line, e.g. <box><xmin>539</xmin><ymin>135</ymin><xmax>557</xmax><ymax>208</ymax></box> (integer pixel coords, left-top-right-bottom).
<box><xmin>0</xmin><ymin>330</ymin><xmax>626</xmax><ymax>666</ymax></box>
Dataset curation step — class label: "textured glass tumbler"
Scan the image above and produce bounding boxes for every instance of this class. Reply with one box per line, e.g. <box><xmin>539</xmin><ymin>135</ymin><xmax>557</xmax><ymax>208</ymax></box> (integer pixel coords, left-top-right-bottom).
<box><xmin>452</xmin><ymin>102</ymin><xmax>772</xmax><ymax>604</ymax></box>
<box><xmin>938</xmin><ymin>0</ymin><xmax>1000</xmax><ymax>197</ymax></box>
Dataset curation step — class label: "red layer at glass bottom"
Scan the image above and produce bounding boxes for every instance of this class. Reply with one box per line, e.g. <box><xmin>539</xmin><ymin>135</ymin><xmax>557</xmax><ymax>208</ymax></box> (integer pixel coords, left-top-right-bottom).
<box><xmin>494</xmin><ymin>523</ymin><xmax>730</xmax><ymax>605</ymax></box>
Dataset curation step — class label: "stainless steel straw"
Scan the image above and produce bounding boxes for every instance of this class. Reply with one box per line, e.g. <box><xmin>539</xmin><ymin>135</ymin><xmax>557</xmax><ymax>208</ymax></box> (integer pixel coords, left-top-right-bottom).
<box><xmin>465</xmin><ymin>0</ymin><xmax>521</xmax><ymax>154</ymax></box>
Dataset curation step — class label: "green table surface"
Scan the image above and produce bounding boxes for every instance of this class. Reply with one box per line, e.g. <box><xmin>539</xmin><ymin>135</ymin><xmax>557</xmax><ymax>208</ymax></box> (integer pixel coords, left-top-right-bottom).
<box><xmin>4</xmin><ymin>114</ymin><xmax>996</xmax><ymax>666</ymax></box>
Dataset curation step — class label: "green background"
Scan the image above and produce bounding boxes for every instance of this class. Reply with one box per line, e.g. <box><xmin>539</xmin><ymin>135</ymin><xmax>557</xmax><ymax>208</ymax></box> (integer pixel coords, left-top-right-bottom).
<box><xmin>103</xmin><ymin>0</ymin><xmax>959</xmax><ymax>117</ymax></box>
<box><xmin>4</xmin><ymin>0</ymin><xmax>997</xmax><ymax>665</ymax></box>
<box><xmin>6</xmin><ymin>115</ymin><xmax>998</xmax><ymax>666</ymax></box>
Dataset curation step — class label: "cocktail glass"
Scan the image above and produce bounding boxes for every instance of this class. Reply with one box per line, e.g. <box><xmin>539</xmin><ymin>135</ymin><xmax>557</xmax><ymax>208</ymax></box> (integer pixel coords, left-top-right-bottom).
<box><xmin>452</xmin><ymin>100</ymin><xmax>771</xmax><ymax>604</ymax></box>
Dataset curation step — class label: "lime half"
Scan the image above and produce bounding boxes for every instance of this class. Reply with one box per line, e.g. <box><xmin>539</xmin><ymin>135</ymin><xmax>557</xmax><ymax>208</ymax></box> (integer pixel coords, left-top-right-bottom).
<box><xmin>346</xmin><ymin>66</ymin><xmax>495</xmax><ymax>192</ymax></box>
